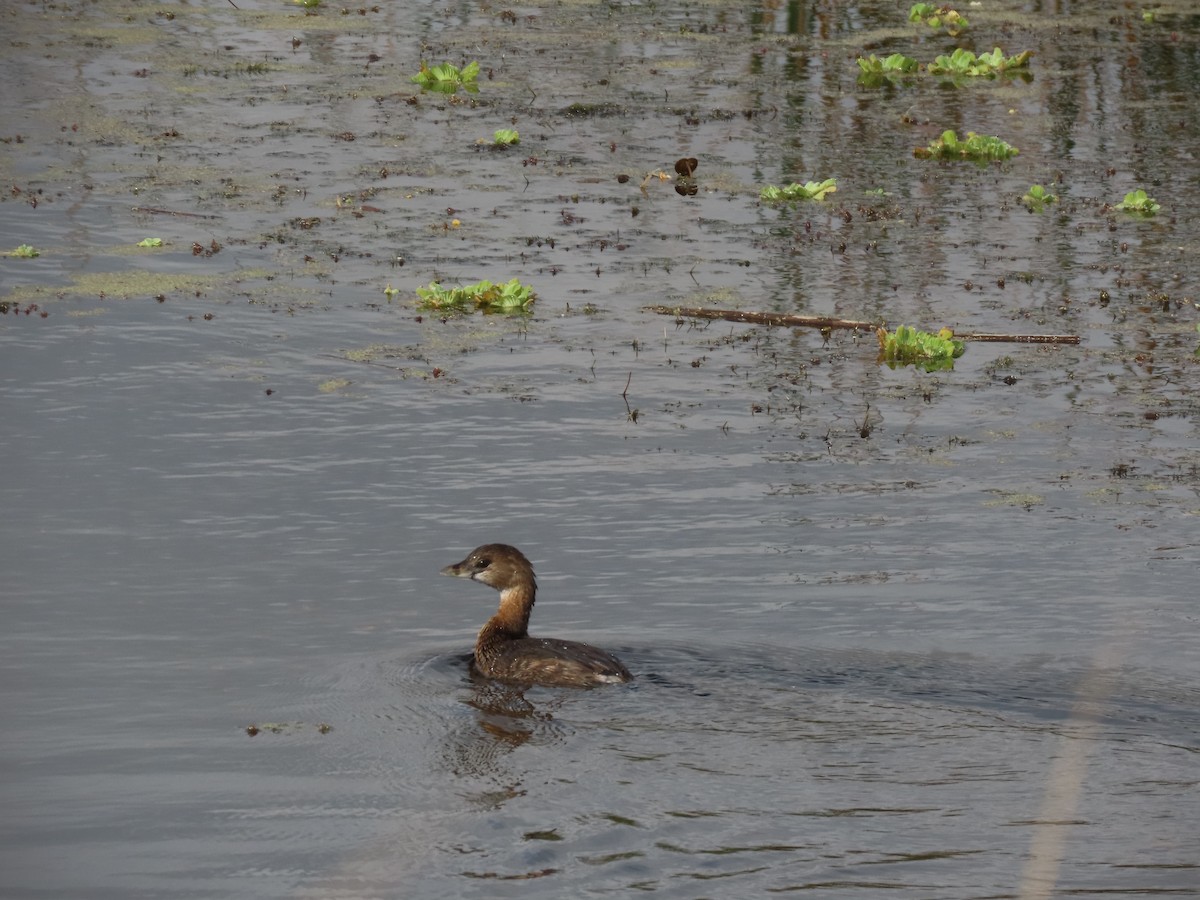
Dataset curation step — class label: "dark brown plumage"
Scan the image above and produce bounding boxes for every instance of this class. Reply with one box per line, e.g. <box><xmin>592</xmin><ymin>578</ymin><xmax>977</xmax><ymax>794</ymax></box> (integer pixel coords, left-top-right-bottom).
<box><xmin>440</xmin><ymin>543</ymin><xmax>632</xmax><ymax>688</ymax></box>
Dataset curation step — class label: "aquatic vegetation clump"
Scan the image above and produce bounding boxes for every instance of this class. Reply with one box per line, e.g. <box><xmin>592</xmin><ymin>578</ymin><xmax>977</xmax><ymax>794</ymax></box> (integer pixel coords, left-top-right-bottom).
<box><xmin>760</xmin><ymin>178</ymin><xmax>838</xmax><ymax>203</ymax></box>
<box><xmin>136</xmin><ymin>237</ymin><xmax>164</xmax><ymax>248</ymax></box>
<box><xmin>7</xmin><ymin>244</ymin><xmax>40</xmax><ymax>258</ymax></box>
<box><xmin>909</xmin><ymin>3</ymin><xmax>968</xmax><ymax>34</ymax></box>
<box><xmin>411</xmin><ymin>61</ymin><xmax>480</xmax><ymax>95</ymax></box>
<box><xmin>877</xmin><ymin>325</ymin><xmax>965</xmax><ymax>372</ymax></box>
<box><xmin>1114</xmin><ymin>189</ymin><xmax>1160</xmax><ymax>216</ymax></box>
<box><xmin>1022</xmin><ymin>185</ymin><xmax>1058</xmax><ymax>212</ymax></box>
<box><xmin>927</xmin><ymin>47</ymin><xmax>1033</xmax><ymax>77</ymax></box>
<box><xmin>855</xmin><ymin>53</ymin><xmax>919</xmax><ymax>85</ymax></box>
<box><xmin>415</xmin><ymin>278</ymin><xmax>535</xmax><ymax>313</ymax></box>
<box><xmin>492</xmin><ymin>128</ymin><xmax>519</xmax><ymax>146</ymax></box>
<box><xmin>914</xmin><ymin>130</ymin><xmax>1018</xmax><ymax>163</ymax></box>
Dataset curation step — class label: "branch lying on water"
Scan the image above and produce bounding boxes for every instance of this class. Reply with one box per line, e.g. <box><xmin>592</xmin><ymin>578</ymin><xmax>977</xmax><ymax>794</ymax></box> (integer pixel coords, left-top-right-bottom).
<box><xmin>643</xmin><ymin>305</ymin><xmax>1080</xmax><ymax>345</ymax></box>
<box><xmin>131</xmin><ymin>206</ymin><xmax>221</xmax><ymax>219</ymax></box>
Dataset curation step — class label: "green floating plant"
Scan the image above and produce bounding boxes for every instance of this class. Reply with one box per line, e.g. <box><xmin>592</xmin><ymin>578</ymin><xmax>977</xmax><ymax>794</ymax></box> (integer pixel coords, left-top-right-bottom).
<box><xmin>877</xmin><ymin>325</ymin><xmax>965</xmax><ymax>372</ymax></box>
<box><xmin>855</xmin><ymin>53</ymin><xmax>920</xmax><ymax>85</ymax></box>
<box><xmin>415</xmin><ymin>277</ymin><xmax>535</xmax><ymax>313</ymax></box>
<box><xmin>136</xmin><ymin>237</ymin><xmax>164</xmax><ymax>247</ymax></box>
<box><xmin>1022</xmin><ymin>184</ymin><xmax>1058</xmax><ymax>211</ymax></box>
<box><xmin>411</xmin><ymin>60</ymin><xmax>480</xmax><ymax>95</ymax></box>
<box><xmin>1115</xmin><ymin>189</ymin><xmax>1160</xmax><ymax>216</ymax></box>
<box><xmin>492</xmin><ymin>128</ymin><xmax>519</xmax><ymax>146</ymax></box>
<box><xmin>927</xmin><ymin>47</ymin><xmax>1033</xmax><ymax>77</ymax></box>
<box><xmin>914</xmin><ymin>130</ymin><xmax>1018</xmax><ymax>163</ymax></box>
<box><xmin>760</xmin><ymin>178</ymin><xmax>838</xmax><ymax>203</ymax></box>
<box><xmin>8</xmin><ymin>244</ymin><xmax>40</xmax><ymax>258</ymax></box>
<box><xmin>909</xmin><ymin>3</ymin><xmax>968</xmax><ymax>34</ymax></box>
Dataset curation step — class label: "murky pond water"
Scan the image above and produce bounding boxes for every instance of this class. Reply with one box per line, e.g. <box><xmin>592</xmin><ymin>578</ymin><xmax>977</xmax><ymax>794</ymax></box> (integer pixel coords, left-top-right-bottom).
<box><xmin>2</xmin><ymin>0</ymin><xmax>1198</xmax><ymax>897</ymax></box>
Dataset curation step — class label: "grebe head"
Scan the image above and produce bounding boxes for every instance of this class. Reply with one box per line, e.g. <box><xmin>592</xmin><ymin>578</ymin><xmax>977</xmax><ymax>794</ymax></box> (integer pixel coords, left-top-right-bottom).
<box><xmin>440</xmin><ymin>543</ymin><xmax>535</xmax><ymax>593</ymax></box>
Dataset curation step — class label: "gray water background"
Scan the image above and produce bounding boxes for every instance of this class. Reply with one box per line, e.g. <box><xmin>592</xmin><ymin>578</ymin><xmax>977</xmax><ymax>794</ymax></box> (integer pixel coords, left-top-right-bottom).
<box><xmin>1</xmin><ymin>0</ymin><xmax>1198</xmax><ymax>897</ymax></box>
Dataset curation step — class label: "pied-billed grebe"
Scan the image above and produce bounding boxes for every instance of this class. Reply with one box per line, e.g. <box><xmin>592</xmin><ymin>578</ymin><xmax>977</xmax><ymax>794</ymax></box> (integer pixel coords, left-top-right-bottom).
<box><xmin>440</xmin><ymin>543</ymin><xmax>633</xmax><ymax>688</ymax></box>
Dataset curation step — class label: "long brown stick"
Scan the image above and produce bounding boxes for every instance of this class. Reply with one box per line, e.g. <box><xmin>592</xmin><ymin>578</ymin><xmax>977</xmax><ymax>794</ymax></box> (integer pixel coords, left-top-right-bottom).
<box><xmin>643</xmin><ymin>305</ymin><xmax>1080</xmax><ymax>345</ymax></box>
<box><xmin>130</xmin><ymin>206</ymin><xmax>220</xmax><ymax>219</ymax></box>
<box><xmin>957</xmin><ymin>332</ymin><xmax>1080</xmax><ymax>344</ymax></box>
<box><xmin>644</xmin><ymin>305</ymin><xmax>877</xmax><ymax>332</ymax></box>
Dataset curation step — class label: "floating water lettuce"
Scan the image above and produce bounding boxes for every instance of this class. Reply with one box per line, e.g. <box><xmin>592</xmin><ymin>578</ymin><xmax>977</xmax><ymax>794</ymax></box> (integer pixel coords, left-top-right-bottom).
<box><xmin>909</xmin><ymin>3</ymin><xmax>968</xmax><ymax>34</ymax></box>
<box><xmin>8</xmin><ymin>244</ymin><xmax>39</xmax><ymax>258</ymax></box>
<box><xmin>877</xmin><ymin>325</ymin><xmax>965</xmax><ymax>371</ymax></box>
<box><xmin>492</xmin><ymin>128</ymin><xmax>519</xmax><ymax>146</ymax></box>
<box><xmin>136</xmin><ymin>237</ymin><xmax>164</xmax><ymax>247</ymax></box>
<box><xmin>914</xmin><ymin>130</ymin><xmax>1018</xmax><ymax>163</ymax></box>
<box><xmin>415</xmin><ymin>277</ymin><xmax>535</xmax><ymax>313</ymax></box>
<box><xmin>1022</xmin><ymin>184</ymin><xmax>1058</xmax><ymax>211</ymax></box>
<box><xmin>1114</xmin><ymin>189</ymin><xmax>1160</xmax><ymax>216</ymax></box>
<box><xmin>760</xmin><ymin>178</ymin><xmax>838</xmax><ymax>203</ymax></box>
<box><xmin>927</xmin><ymin>47</ymin><xmax>1033</xmax><ymax>77</ymax></box>
<box><xmin>411</xmin><ymin>61</ymin><xmax>480</xmax><ymax>94</ymax></box>
<box><xmin>856</xmin><ymin>53</ymin><xmax>919</xmax><ymax>85</ymax></box>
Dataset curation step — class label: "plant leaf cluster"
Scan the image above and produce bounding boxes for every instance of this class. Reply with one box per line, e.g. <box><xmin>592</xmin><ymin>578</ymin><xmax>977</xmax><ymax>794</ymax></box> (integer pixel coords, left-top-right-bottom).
<box><xmin>927</xmin><ymin>47</ymin><xmax>1033</xmax><ymax>77</ymax></box>
<box><xmin>411</xmin><ymin>60</ymin><xmax>480</xmax><ymax>95</ymax></box>
<box><xmin>1022</xmin><ymin>184</ymin><xmax>1058</xmax><ymax>211</ymax></box>
<box><xmin>914</xmin><ymin>130</ymin><xmax>1018</xmax><ymax>164</ymax></box>
<box><xmin>877</xmin><ymin>325</ymin><xmax>965</xmax><ymax>371</ymax></box>
<box><xmin>1114</xmin><ymin>189</ymin><xmax>1160</xmax><ymax>216</ymax></box>
<box><xmin>908</xmin><ymin>3</ymin><xmax>968</xmax><ymax>34</ymax></box>
<box><xmin>415</xmin><ymin>277</ymin><xmax>535</xmax><ymax>313</ymax></box>
<box><xmin>856</xmin><ymin>53</ymin><xmax>920</xmax><ymax>77</ymax></box>
<box><xmin>760</xmin><ymin>179</ymin><xmax>838</xmax><ymax>203</ymax></box>
<box><xmin>857</xmin><ymin>47</ymin><xmax>1031</xmax><ymax>86</ymax></box>
<box><xmin>8</xmin><ymin>244</ymin><xmax>40</xmax><ymax>258</ymax></box>
<box><xmin>492</xmin><ymin>128</ymin><xmax>519</xmax><ymax>146</ymax></box>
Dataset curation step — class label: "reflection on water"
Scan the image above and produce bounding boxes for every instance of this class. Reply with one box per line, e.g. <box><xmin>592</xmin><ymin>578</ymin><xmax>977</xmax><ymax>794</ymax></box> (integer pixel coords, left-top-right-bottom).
<box><xmin>293</xmin><ymin>641</ymin><xmax>1199</xmax><ymax>897</ymax></box>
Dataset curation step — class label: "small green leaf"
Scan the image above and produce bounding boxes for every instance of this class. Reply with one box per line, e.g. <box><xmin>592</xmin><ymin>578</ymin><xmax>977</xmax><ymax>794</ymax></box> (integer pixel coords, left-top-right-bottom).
<box><xmin>137</xmin><ymin>237</ymin><xmax>164</xmax><ymax>247</ymax></box>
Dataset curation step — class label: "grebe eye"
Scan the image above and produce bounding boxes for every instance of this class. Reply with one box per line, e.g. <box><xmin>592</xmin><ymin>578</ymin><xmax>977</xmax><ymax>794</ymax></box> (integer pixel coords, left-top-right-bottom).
<box><xmin>475</xmin><ymin>557</ymin><xmax>490</xmax><ymax>568</ymax></box>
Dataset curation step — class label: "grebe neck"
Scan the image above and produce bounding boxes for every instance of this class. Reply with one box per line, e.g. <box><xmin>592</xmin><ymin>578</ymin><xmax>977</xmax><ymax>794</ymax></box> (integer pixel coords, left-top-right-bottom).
<box><xmin>487</xmin><ymin>584</ymin><xmax>535</xmax><ymax>637</ymax></box>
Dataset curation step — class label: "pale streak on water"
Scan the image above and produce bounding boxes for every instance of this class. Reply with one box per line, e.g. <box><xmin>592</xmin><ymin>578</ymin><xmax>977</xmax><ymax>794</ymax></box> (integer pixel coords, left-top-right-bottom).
<box><xmin>1</xmin><ymin>1</ymin><xmax>1198</xmax><ymax>898</ymax></box>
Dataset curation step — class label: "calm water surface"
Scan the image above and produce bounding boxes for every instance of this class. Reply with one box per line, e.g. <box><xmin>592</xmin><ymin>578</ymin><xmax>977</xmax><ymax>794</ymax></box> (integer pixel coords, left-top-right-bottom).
<box><xmin>2</xmin><ymin>1</ymin><xmax>1198</xmax><ymax>897</ymax></box>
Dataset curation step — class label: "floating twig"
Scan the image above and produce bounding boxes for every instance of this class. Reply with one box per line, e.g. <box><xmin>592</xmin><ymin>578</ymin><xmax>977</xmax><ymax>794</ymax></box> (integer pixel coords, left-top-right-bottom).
<box><xmin>958</xmin><ymin>332</ymin><xmax>1079</xmax><ymax>345</ymax></box>
<box><xmin>644</xmin><ymin>306</ymin><xmax>1079</xmax><ymax>345</ymax></box>
<box><xmin>131</xmin><ymin>206</ymin><xmax>220</xmax><ymax>219</ymax></box>
<box><xmin>644</xmin><ymin>305</ymin><xmax>877</xmax><ymax>332</ymax></box>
